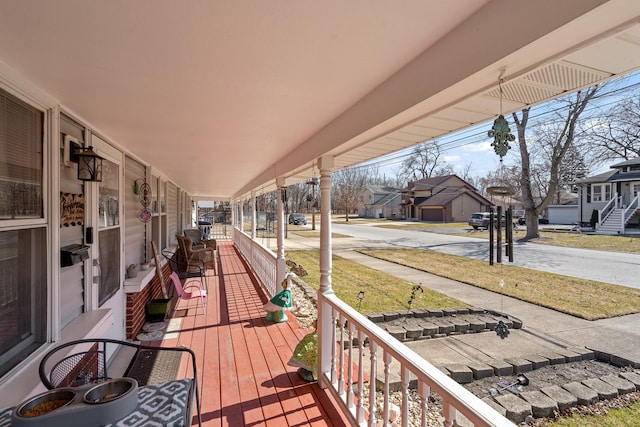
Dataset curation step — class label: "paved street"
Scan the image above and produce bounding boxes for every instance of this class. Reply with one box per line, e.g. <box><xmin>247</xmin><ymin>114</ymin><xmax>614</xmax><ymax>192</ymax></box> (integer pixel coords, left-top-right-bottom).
<box><xmin>329</xmin><ymin>222</ymin><xmax>640</xmax><ymax>289</ymax></box>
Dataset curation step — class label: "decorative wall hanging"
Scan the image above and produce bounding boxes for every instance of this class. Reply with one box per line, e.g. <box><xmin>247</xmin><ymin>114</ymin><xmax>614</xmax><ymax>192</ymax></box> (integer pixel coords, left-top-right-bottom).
<box><xmin>60</xmin><ymin>192</ymin><xmax>85</xmax><ymax>227</ymax></box>
<box><xmin>138</xmin><ymin>208</ymin><xmax>152</xmax><ymax>223</ymax></box>
<box><xmin>139</xmin><ymin>181</ymin><xmax>152</xmax><ymax>207</ymax></box>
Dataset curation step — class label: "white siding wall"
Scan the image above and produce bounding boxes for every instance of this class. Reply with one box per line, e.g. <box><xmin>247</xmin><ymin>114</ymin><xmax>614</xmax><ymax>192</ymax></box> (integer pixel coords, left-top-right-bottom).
<box><xmin>167</xmin><ymin>182</ymin><xmax>178</xmax><ymax>246</ymax></box>
<box><xmin>59</xmin><ymin>115</ymin><xmax>86</xmax><ymax>328</ymax></box>
<box><xmin>124</xmin><ymin>156</ymin><xmax>147</xmax><ymax>265</ymax></box>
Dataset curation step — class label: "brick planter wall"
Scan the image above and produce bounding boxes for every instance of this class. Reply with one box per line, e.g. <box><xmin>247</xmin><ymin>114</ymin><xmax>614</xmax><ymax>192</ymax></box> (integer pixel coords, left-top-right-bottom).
<box><xmin>125</xmin><ymin>263</ymin><xmax>174</xmax><ymax>340</ymax></box>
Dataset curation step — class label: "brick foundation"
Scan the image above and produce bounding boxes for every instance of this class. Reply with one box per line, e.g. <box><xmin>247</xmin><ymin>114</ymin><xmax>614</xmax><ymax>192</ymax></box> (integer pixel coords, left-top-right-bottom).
<box><xmin>125</xmin><ymin>263</ymin><xmax>174</xmax><ymax>340</ymax></box>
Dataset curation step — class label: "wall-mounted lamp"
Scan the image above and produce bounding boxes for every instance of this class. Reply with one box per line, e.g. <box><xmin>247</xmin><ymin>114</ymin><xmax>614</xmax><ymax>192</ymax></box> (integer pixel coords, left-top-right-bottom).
<box><xmin>76</xmin><ymin>146</ymin><xmax>103</xmax><ymax>182</ymax></box>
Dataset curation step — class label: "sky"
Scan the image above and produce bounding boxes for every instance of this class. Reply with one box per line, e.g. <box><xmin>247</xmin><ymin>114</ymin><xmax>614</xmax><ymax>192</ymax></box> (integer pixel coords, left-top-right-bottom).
<box><xmin>368</xmin><ymin>69</ymin><xmax>640</xmax><ymax>183</ymax></box>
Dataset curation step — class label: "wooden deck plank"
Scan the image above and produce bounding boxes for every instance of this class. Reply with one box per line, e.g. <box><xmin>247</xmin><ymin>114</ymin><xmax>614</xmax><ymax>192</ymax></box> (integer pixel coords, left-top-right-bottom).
<box><xmin>153</xmin><ymin>240</ymin><xmax>350</xmax><ymax>427</ymax></box>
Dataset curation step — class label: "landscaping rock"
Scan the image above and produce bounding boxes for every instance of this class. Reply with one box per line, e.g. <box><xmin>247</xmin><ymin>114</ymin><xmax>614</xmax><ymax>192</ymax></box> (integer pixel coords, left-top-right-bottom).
<box><xmin>444</xmin><ymin>364</ymin><xmax>474</xmax><ymax>384</ymax></box>
<box><xmin>600</xmin><ymin>374</ymin><xmax>636</xmax><ymax>395</ymax></box>
<box><xmin>420</xmin><ymin>321</ymin><xmax>438</xmax><ymax>337</ymax></box>
<box><xmin>519</xmin><ymin>390</ymin><xmax>558</xmax><ymax>418</ymax></box>
<box><xmin>540</xmin><ymin>385</ymin><xmax>578</xmax><ymax>412</ymax></box>
<box><xmin>504</xmin><ymin>357</ymin><xmax>533</xmax><ymax>373</ymax></box>
<box><xmin>523</xmin><ymin>354</ymin><xmax>550</xmax><ymax>370</ymax></box>
<box><xmin>538</xmin><ymin>352</ymin><xmax>566</xmax><ymax>365</ymax></box>
<box><xmin>556</xmin><ymin>349</ymin><xmax>582</xmax><ymax>363</ymax></box>
<box><xmin>582</xmin><ymin>377</ymin><xmax>619</xmax><ymax>400</ymax></box>
<box><xmin>562</xmin><ymin>381</ymin><xmax>599</xmax><ymax>405</ymax></box>
<box><xmin>467</xmin><ymin>362</ymin><xmax>495</xmax><ymax>380</ymax></box>
<box><xmin>487</xmin><ymin>359</ymin><xmax>514</xmax><ymax>377</ymax></box>
<box><xmin>619</xmin><ymin>371</ymin><xmax>640</xmax><ymax>390</ymax></box>
<box><xmin>492</xmin><ymin>393</ymin><xmax>532</xmax><ymax>424</ymax></box>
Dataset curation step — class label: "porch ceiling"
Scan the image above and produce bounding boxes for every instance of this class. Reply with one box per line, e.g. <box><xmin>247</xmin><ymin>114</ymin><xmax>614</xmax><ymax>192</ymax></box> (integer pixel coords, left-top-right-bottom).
<box><xmin>1</xmin><ymin>1</ymin><xmax>640</xmax><ymax>199</ymax></box>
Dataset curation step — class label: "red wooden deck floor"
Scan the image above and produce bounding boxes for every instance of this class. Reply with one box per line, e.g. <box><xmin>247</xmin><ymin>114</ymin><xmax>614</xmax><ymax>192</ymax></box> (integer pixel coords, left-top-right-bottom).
<box><xmin>158</xmin><ymin>240</ymin><xmax>349</xmax><ymax>427</ymax></box>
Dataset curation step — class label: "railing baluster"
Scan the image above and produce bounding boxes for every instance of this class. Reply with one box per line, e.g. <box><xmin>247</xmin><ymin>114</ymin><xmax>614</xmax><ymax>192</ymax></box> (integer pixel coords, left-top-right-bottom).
<box><xmin>347</xmin><ymin>321</ymin><xmax>355</xmax><ymax>410</ymax></box>
<box><xmin>443</xmin><ymin>400</ymin><xmax>455</xmax><ymax>427</ymax></box>
<box><xmin>357</xmin><ymin>330</ymin><xmax>365</xmax><ymax>424</ymax></box>
<box><xmin>401</xmin><ymin>366</ymin><xmax>409</xmax><ymax>427</ymax></box>
<box><xmin>419</xmin><ymin>381</ymin><xmax>430</xmax><ymax>427</ymax></box>
<box><xmin>338</xmin><ymin>314</ymin><xmax>345</xmax><ymax>397</ymax></box>
<box><xmin>368</xmin><ymin>342</ymin><xmax>378</xmax><ymax>427</ymax></box>
<box><xmin>383</xmin><ymin>351</ymin><xmax>391</xmax><ymax>427</ymax></box>
<box><xmin>331</xmin><ymin>308</ymin><xmax>338</xmax><ymax>387</ymax></box>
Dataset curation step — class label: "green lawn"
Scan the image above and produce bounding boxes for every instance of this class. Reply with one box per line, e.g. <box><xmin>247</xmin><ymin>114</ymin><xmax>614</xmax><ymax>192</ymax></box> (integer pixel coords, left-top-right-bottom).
<box><xmin>285</xmin><ymin>250</ymin><xmax>466</xmax><ymax>314</ymax></box>
<box><xmin>455</xmin><ymin>229</ymin><xmax>640</xmax><ymax>254</ymax></box>
<box><xmin>355</xmin><ymin>248</ymin><xmax>640</xmax><ymax>320</ymax></box>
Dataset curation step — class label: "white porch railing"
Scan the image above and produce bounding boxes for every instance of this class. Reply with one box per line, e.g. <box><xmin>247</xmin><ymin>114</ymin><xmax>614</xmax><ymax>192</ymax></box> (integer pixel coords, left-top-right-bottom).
<box><xmin>623</xmin><ymin>195</ymin><xmax>639</xmax><ymax>227</ymax></box>
<box><xmin>318</xmin><ymin>293</ymin><xmax>515</xmax><ymax>427</ymax></box>
<box><xmin>232</xmin><ymin>228</ymin><xmax>277</xmax><ymax>297</ymax></box>
<box><xmin>597</xmin><ymin>192</ymin><xmax>617</xmax><ymax>227</ymax></box>
<box><xmin>232</xmin><ymin>228</ymin><xmax>514</xmax><ymax>426</ymax></box>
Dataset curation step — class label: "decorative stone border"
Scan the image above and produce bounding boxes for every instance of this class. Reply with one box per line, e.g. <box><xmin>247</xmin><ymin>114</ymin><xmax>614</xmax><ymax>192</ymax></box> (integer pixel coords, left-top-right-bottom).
<box><xmin>366</xmin><ymin>307</ymin><xmax>522</xmax><ymax>342</ymax></box>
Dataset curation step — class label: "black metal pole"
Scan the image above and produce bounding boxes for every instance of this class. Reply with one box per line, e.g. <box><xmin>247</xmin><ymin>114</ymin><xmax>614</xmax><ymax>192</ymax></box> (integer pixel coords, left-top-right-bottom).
<box><xmin>489</xmin><ymin>207</ymin><xmax>494</xmax><ymax>265</ymax></box>
<box><xmin>507</xmin><ymin>207</ymin><xmax>514</xmax><ymax>262</ymax></box>
<box><xmin>496</xmin><ymin>206</ymin><xmax>502</xmax><ymax>264</ymax></box>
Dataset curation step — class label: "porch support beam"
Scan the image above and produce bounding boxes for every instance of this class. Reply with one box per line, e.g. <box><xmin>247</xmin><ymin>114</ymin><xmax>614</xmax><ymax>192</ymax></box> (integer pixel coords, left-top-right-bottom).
<box><xmin>251</xmin><ymin>191</ymin><xmax>256</xmax><ymax>239</ymax></box>
<box><xmin>239</xmin><ymin>197</ymin><xmax>244</xmax><ymax>232</ymax></box>
<box><xmin>276</xmin><ymin>177</ymin><xmax>286</xmax><ymax>292</ymax></box>
<box><xmin>317</xmin><ymin>155</ymin><xmax>334</xmax><ymax>389</ymax></box>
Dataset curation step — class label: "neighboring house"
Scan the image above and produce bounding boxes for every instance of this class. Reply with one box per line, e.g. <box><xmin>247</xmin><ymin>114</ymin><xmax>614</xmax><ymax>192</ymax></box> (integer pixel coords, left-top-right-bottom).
<box><xmin>358</xmin><ymin>185</ymin><xmax>402</xmax><ymax>219</ymax></box>
<box><xmin>575</xmin><ymin>158</ymin><xmax>640</xmax><ymax>233</ymax></box>
<box><xmin>401</xmin><ymin>175</ymin><xmax>493</xmax><ymax>222</ymax></box>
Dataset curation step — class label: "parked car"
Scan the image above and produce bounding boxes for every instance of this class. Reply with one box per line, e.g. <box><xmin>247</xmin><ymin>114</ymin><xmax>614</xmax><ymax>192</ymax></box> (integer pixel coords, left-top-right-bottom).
<box><xmin>468</xmin><ymin>212</ymin><xmax>515</xmax><ymax>229</ymax></box>
<box><xmin>517</xmin><ymin>215</ymin><xmax>549</xmax><ymax>225</ymax></box>
<box><xmin>288</xmin><ymin>213</ymin><xmax>307</xmax><ymax>225</ymax></box>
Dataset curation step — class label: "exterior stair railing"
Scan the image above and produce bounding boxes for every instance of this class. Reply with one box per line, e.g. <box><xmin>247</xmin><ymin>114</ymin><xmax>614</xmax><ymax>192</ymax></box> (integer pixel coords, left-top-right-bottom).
<box><xmin>597</xmin><ymin>192</ymin><xmax>617</xmax><ymax>230</ymax></box>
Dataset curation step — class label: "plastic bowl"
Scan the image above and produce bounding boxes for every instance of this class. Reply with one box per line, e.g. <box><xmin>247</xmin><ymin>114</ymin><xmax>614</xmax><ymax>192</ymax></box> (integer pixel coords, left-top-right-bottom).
<box><xmin>84</xmin><ymin>378</ymin><xmax>137</xmax><ymax>404</ymax></box>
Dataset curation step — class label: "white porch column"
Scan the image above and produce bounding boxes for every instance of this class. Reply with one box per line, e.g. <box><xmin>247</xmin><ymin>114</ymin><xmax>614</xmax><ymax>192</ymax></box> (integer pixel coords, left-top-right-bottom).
<box><xmin>251</xmin><ymin>191</ymin><xmax>256</xmax><ymax>239</ymax></box>
<box><xmin>239</xmin><ymin>197</ymin><xmax>244</xmax><ymax>232</ymax></box>
<box><xmin>317</xmin><ymin>155</ymin><xmax>334</xmax><ymax>389</ymax></box>
<box><xmin>276</xmin><ymin>177</ymin><xmax>287</xmax><ymax>292</ymax></box>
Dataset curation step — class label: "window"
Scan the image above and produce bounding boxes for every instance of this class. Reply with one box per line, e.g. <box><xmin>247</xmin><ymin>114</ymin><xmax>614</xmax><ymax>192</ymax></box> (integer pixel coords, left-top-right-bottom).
<box><xmin>98</xmin><ymin>159</ymin><xmax>119</xmax><ymax>228</ymax></box>
<box><xmin>0</xmin><ymin>90</ymin><xmax>44</xmax><ymax>219</ymax></box>
<box><xmin>98</xmin><ymin>158</ymin><xmax>120</xmax><ymax>305</ymax></box>
<box><xmin>591</xmin><ymin>184</ymin><xmax>611</xmax><ymax>202</ymax></box>
<box><xmin>0</xmin><ymin>87</ymin><xmax>47</xmax><ymax>376</ymax></box>
<box><xmin>0</xmin><ymin>229</ymin><xmax>47</xmax><ymax>376</ymax></box>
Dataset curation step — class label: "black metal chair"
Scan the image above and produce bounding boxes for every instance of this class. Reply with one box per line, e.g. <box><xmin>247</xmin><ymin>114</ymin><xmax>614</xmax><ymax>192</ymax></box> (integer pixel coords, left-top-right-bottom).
<box><xmin>162</xmin><ymin>248</ymin><xmax>208</xmax><ymax>291</ymax></box>
<box><xmin>38</xmin><ymin>338</ymin><xmax>202</xmax><ymax>426</ymax></box>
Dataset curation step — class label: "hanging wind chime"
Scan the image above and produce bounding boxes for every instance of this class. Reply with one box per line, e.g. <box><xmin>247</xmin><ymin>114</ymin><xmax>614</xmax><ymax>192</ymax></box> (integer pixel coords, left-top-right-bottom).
<box><xmin>486</xmin><ymin>74</ymin><xmax>516</xmax><ymax>339</ymax></box>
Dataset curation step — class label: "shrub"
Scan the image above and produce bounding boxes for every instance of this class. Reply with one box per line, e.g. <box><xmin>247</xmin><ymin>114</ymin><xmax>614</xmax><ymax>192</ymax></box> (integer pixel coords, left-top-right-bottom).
<box><xmin>590</xmin><ymin>209</ymin><xmax>599</xmax><ymax>229</ymax></box>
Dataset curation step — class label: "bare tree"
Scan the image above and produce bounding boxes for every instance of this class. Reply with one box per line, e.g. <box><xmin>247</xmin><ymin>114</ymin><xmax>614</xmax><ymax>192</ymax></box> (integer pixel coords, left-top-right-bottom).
<box><xmin>332</xmin><ymin>166</ymin><xmax>373</xmax><ymax>221</ymax></box>
<box><xmin>513</xmin><ymin>86</ymin><xmax>599</xmax><ymax>239</ymax></box>
<box><xmin>399</xmin><ymin>140</ymin><xmax>453</xmax><ymax>181</ymax></box>
<box><xmin>586</xmin><ymin>89</ymin><xmax>640</xmax><ymax>164</ymax></box>
<box><xmin>478</xmin><ymin>164</ymin><xmax>521</xmax><ymax>197</ymax></box>
<box><xmin>284</xmin><ymin>181</ymin><xmax>309</xmax><ymax>214</ymax></box>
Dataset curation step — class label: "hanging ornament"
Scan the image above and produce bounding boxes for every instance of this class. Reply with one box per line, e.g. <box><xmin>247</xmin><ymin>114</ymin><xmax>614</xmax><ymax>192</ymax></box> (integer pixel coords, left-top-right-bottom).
<box><xmin>488</xmin><ymin>76</ymin><xmax>515</xmax><ymax>160</ymax></box>
<box><xmin>488</xmin><ymin>115</ymin><xmax>515</xmax><ymax>158</ymax></box>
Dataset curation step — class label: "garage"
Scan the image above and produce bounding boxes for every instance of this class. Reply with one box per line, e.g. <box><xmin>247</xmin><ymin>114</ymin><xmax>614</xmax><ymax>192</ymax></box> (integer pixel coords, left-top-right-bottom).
<box><xmin>421</xmin><ymin>207</ymin><xmax>444</xmax><ymax>222</ymax></box>
<box><xmin>547</xmin><ymin>205</ymin><xmax>578</xmax><ymax>225</ymax></box>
